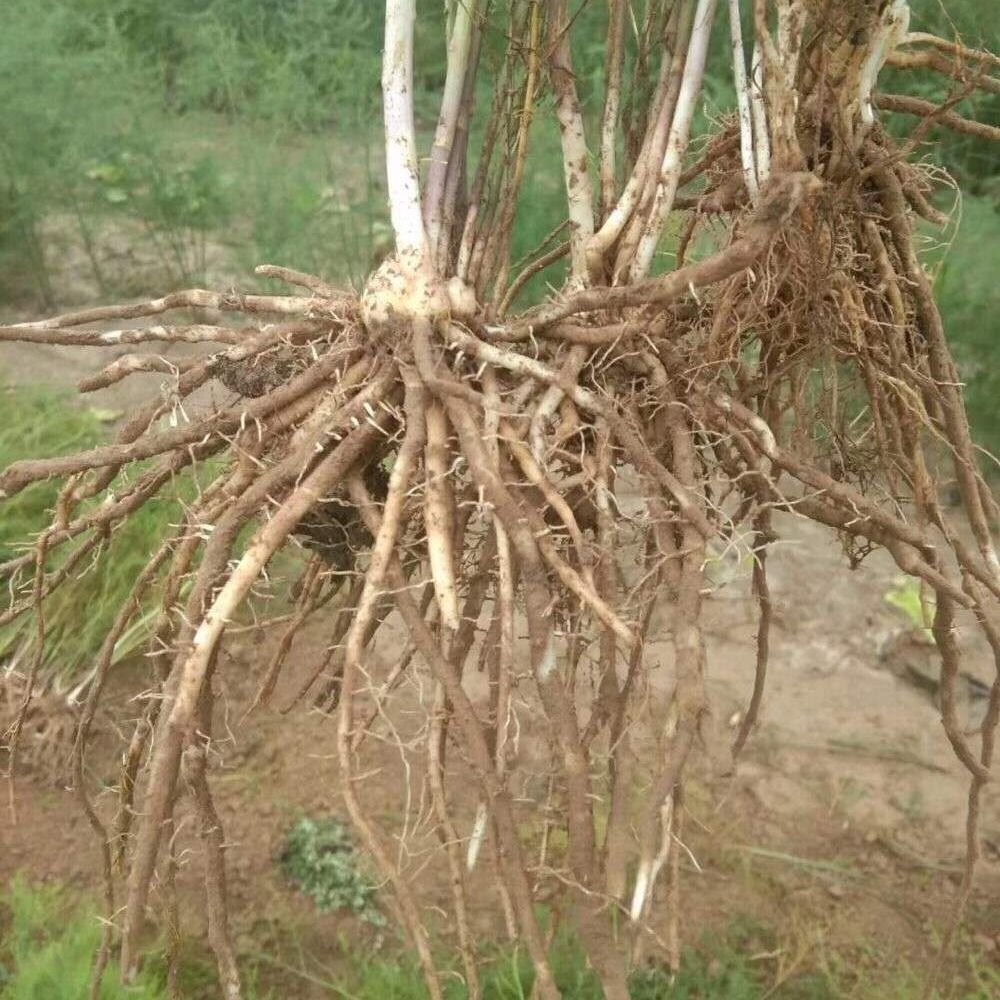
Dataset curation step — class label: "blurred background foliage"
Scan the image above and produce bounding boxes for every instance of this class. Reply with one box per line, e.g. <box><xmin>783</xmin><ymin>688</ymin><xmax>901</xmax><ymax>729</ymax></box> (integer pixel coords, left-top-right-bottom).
<box><xmin>0</xmin><ymin>0</ymin><xmax>997</xmax><ymax>456</ymax></box>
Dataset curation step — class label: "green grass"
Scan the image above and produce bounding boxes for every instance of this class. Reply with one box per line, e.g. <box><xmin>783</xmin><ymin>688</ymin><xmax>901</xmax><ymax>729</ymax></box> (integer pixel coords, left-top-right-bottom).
<box><xmin>0</xmin><ymin>877</ymin><xmax>166</xmax><ymax>1000</ymax></box>
<box><xmin>0</xmin><ymin>383</ymin><xmax>322</xmax><ymax>682</ymax></box>
<box><xmin>928</xmin><ymin>194</ymin><xmax>1000</xmax><ymax>463</ymax></box>
<box><xmin>243</xmin><ymin>916</ymin><xmax>1000</xmax><ymax>1000</ymax></box>
<box><xmin>0</xmin><ymin>386</ymin><xmax>216</xmax><ymax>677</ymax></box>
<box><xmin>0</xmin><ymin>1</ymin><xmax>388</xmax><ymax>303</ymax></box>
<box><xmin>3</xmin><ymin>877</ymin><xmax>998</xmax><ymax>1000</ymax></box>
<box><xmin>262</xmin><ymin>920</ymin><xmax>791</xmax><ymax>1000</ymax></box>
<box><xmin>0</xmin><ymin>878</ymin><xmax>278</xmax><ymax>1000</ymax></box>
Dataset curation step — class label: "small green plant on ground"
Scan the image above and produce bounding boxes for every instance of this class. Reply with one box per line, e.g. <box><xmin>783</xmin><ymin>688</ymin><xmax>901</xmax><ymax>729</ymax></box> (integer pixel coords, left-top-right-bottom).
<box><xmin>884</xmin><ymin>576</ymin><xmax>935</xmax><ymax>643</ymax></box>
<box><xmin>280</xmin><ymin>815</ymin><xmax>385</xmax><ymax>927</ymax></box>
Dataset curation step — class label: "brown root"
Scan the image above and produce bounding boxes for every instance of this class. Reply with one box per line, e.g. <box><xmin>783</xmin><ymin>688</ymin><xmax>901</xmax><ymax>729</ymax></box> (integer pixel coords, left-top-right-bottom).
<box><xmin>2</xmin><ymin>3</ymin><xmax>998</xmax><ymax>996</ymax></box>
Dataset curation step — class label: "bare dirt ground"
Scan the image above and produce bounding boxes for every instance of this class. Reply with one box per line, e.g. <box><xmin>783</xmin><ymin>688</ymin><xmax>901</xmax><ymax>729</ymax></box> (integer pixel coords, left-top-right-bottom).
<box><xmin>2</xmin><ymin>335</ymin><xmax>998</xmax><ymax>996</ymax></box>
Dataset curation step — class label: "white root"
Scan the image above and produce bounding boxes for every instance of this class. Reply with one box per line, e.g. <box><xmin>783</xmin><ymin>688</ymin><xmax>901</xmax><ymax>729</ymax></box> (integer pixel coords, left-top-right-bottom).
<box><xmin>629</xmin><ymin>861</ymin><xmax>652</xmax><ymax>923</ymax></box>
<box><xmin>167</xmin><ymin>443</ymin><xmax>365</xmax><ymax>733</ymax></box>
<box><xmin>529</xmin><ymin>344</ymin><xmax>588</xmax><ymax>465</ymax></box>
<box><xmin>630</xmin><ymin>702</ymin><xmax>679</xmax><ymax>922</ymax></box>
<box><xmin>503</xmin><ymin>422</ymin><xmax>592</xmax><ymax>580</ymax></box>
<box><xmin>466</xmin><ymin>366</ymin><xmax>517</xmax><ymax>876</ymax></box>
<box><xmin>424</xmin><ymin>401</ymin><xmax>460</xmax><ymax>630</ymax></box>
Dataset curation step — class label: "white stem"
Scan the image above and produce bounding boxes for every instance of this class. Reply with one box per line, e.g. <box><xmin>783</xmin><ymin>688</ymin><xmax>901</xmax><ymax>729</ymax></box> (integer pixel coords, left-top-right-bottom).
<box><xmin>630</xmin><ymin>0</ymin><xmax>719</xmax><ymax>281</ymax></box>
<box><xmin>775</xmin><ymin>0</ymin><xmax>806</xmax><ymax>84</ymax></box>
<box><xmin>591</xmin><ymin>0</ymin><xmax>693</xmax><ymax>260</ymax></box>
<box><xmin>858</xmin><ymin>0</ymin><xmax>910</xmax><ymax>126</ymax></box>
<box><xmin>599</xmin><ymin>0</ymin><xmax>627</xmax><ymax>217</ymax></box>
<box><xmin>425</xmin><ymin>0</ymin><xmax>479</xmax><ymax>251</ymax></box>
<box><xmin>629</xmin><ymin>860</ymin><xmax>652</xmax><ymax>922</ymax></box>
<box><xmin>644</xmin><ymin>796</ymin><xmax>675</xmax><ymax>914</ymax></box>
<box><xmin>466</xmin><ymin>800</ymin><xmax>489</xmax><ymax>872</ymax></box>
<box><xmin>728</xmin><ymin>0</ymin><xmax>759</xmax><ymax>202</ymax></box>
<box><xmin>383</xmin><ymin>0</ymin><xmax>430</xmax><ymax>270</ymax></box>
<box><xmin>749</xmin><ymin>42</ymin><xmax>771</xmax><ymax>184</ymax></box>
<box><xmin>550</xmin><ymin>0</ymin><xmax>596</xmax><ymax>281</ymax></box>
<box><xmin>590</xmin><ymin>148</ymin><xmax>649</xmax><ymax>265</ymax></box>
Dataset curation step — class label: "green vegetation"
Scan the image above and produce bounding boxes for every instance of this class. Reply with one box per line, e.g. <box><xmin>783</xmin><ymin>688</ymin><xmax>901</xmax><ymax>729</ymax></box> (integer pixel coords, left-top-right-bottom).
<box><xmin>281</xmin><ymin>815</ymin><xmax>386</xmax><ymax>927</ymax></box>
<box><xmin>0</xmin><ymin>386</ymin><xmax>218</xmax><ymax>676</ymax></box>
<box><xmin>0</xmin><ymin>0</ymin><xmax>993</xmax><ymax>679</ymax></box>
<box><xmin>928</xmin><ymin>196</ymin><xmax>1000</xmax><ymax>464</ymax></box>
<box><xmin>884</xmin><ymin>576</ymin><xmax>935</xmax><ymax>641</ymax></box>
<box><xmin>4</xmin><ymin>878</ymin><xmax>997</xmax><ymax>1000</ymax></box>
<box><xmin>465</xmin><ymin>924</ymin><xmax>780</xmax><ymax>1000</ymax></box>
<box><xmin>2</xmin><ymin>1</ymin><xmax>996</xmax><ymax>447</ymax></box>
<box><xmin>0</xmin><ymin>0</ymin><xmax>387</xmax><ymax>302</ymax></box>
<box><xmin>0</xmin><ymin>877</ymin><xmax>166</xmax><ymax>999</ymax></box>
